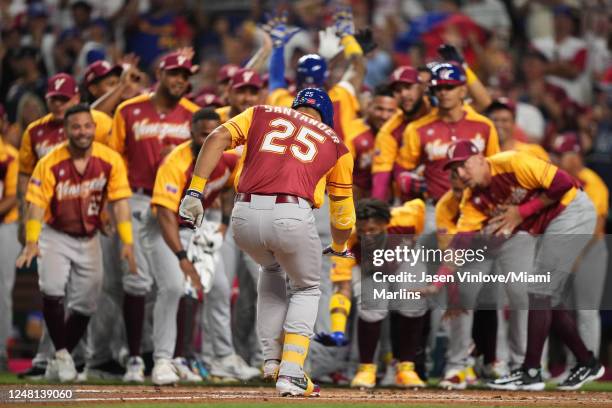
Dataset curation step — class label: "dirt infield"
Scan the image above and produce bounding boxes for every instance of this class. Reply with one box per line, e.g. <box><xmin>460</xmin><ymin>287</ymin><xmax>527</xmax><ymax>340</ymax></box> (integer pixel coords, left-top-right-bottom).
<box><xmin>1</xmin><ymin>385</ymin><xmax>611</xmax><ymax>407</ymax></box>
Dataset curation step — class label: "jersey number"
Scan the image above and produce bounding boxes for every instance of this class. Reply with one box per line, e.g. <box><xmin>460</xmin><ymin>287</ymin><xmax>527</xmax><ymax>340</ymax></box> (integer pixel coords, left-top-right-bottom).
<box><xmin>260</xmin><ymin>118</ymin><xmax>326</xmax><ymax>163</ymax></box>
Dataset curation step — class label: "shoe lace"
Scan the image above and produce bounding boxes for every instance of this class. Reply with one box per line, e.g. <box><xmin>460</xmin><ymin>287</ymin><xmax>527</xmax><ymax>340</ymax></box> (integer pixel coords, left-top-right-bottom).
<box><xmin>564</xmin><ymin>365</ymin><xmax>586</xmax><ymax>383</ymax></box>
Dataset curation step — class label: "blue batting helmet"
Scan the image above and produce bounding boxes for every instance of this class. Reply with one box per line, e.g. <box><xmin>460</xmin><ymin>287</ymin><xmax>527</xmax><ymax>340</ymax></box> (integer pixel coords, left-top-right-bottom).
<box><xmin>296</xmin><ymin>54</ymin><xmax>328</xmax><ymax>88</ymax></box>
<box><xmin>292</xmin><ymin>87</ymin><xmax>334</xmax><ymax>128</ymax></box>
<box><xmin>430</xmin><ymin>62</ymin><xmax>466</xmax><ymax>87</ymax></box>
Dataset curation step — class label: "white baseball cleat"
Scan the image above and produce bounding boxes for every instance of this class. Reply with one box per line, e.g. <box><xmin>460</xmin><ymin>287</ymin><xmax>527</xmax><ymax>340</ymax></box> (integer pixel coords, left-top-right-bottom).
<box><xmin>209</xmin><ymin>353</ymin><xmax>260</xmax><ymax>381</ymax></box>
<box><xmin>123</xmin><ymin>356</ymin><xmax>145</xmax><ymax>383</ymax></box>
<box><xmin>44</xmin><ymin>359</ymin><xmax>59</xmax><ymax>381</ymax></box>
<box><xmin>54</xmin><ymin>349</ymin><xmax>77</xmax><ymax>383</ymax></box>
<box><xmin>152</xmin><ymin>359</ymin><xmax>179</xmax><ymax>385</ymax></box>
<box><xmin>172</xmin><ymin>357</ymin><xmax>202</xmax><ymax>382</ymax></box>
<box><xmin>263</xmin><ymin>359</ymin><xmax>280</xmax><ymax>381</ymax></box>
<box><xmin>439</xmin><ymin>368</ymin><xmax>467</xmax><ymax>390</ymax></box>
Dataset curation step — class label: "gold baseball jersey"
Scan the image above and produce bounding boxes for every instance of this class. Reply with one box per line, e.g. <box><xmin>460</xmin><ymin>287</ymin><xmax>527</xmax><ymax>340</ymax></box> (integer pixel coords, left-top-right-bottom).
<box><xmin>19</xmin><ymin>110</ymin><xmax>113</xmax><ymax>175</ymax></box>
<box><xmin>330</xmin><ymin>199</ymin><xmax>426</xmax><ymax>282</ymax></box>
<box><xmin>26</xmin><ymin>142</ymin><xmax>131</xmax><ymax>237</ymax></box>
<box><xmin>577</xmin><ymin>167</ymin><xmax>608</xmax><ymax>218</ymax></box>
<box><xmin>0</xmin><ymin>138</ymin><xmax>18</xmax><ymax>223</ymax></box>
<box><xmin>435</xmin><ymin>189</ymin><xmax>461</xmax><ymax>250</ymax></box>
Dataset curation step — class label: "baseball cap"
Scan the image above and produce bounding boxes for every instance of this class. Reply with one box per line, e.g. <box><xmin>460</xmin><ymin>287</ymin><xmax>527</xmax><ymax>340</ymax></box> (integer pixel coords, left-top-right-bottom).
<box><xmin>46</xmin><ymin>73</ymin><xmax>79</xmax><ymax>99</ymax></box>
<box><xmin>443</xmin><ymin>140</ymin><xmax>480</xmax><ymax>170</ymax></box>
<box><xmin>550</xmin><ymin>132</ymin><xmax>581</xmax><ymax>155</ymax></box>
<box><xmin>195</xmin><ymin>92</ymin><xmax>224</xmax><ymax>108</ymax></box>
<box><xmin>83</xmin><ymin>60</ymin><xmax>123</xmax><ymax>86</ymax></box>
<box><xmin>158</xmin><ymin>52</ymin><xmax>199</xmax><ymax>74</ymax></box>
<box><xmin>389</xmin><ymin>66</ymin><xmax>419</xmax><ymax>87</ymax></box>
<box><xmin>486</xmin><ymin>97</ymin><xmax>516</xmax><ymax>116</ymax></box>
<box><xmin>230</xmin><ymin>68</ymin><xmax>262</xmax><ymax>90</ymax></box>
<box><xmin>430</xmin><ymin>62</ymin><xmax>466</xmax><ymax>87</ymax></box>
<box><xmin>218</xmin><ymin>64</ymin><xmax>240</xmax><ymax>83</ymax></box>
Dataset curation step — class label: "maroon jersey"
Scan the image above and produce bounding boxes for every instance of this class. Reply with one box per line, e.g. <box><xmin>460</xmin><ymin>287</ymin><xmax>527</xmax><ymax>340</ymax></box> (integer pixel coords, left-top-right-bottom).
<box><xmin>223</xmin><ymin>105</ymin><xmax>353</xmax><ymax>207</ymax></box>
<box><xmin>345</xmin><ymin>118</ymin><xmax>375</xmax><ymax>191</ymax></box>
<box><xmin>109</xmin><ymin>93</ymin><xmax>199</xmax><ymax>193</ymax></box>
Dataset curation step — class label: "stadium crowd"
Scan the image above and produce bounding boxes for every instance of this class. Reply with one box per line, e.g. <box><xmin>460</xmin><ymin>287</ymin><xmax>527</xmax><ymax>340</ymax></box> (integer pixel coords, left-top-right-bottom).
<box><xmin>0</xmin><ymin>0</ymin><xmax>610</xmax><ymax>394</ymax></box>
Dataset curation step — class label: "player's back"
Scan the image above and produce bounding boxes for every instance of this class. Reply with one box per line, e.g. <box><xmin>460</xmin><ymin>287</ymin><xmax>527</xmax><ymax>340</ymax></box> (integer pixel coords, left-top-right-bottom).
<box><xmin>234</xmin><ymin>105</ymin><xmax>349</xmax><ymax>205</ymax></box>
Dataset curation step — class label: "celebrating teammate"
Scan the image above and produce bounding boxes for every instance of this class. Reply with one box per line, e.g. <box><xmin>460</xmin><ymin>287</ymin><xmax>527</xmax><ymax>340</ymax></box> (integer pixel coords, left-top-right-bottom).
<box><xmin>16</xmin><ymin>104</ymin><xmax>135</xmax><ymax>382</ymax></box>
<box><xmin>179</xmin><ymin>88</ymin><xmax>355</xmax><ymax>396</ymax></box>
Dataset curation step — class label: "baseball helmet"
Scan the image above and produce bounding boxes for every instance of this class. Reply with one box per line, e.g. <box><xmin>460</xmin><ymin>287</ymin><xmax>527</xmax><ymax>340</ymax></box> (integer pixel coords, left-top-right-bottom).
<box><xmin>296</xmin><ymin>54</ymin><xmax>328</xmax><ymax>88</ymax></box>
<box><xmin>430</xmin><ymin>62</ymin><xmax>466</xmax><ymax>87</ymax></box>
<box><xmin>291</xmin><ymin>87</ymin><xmax>334</xmax><ymax>128</ymax></box>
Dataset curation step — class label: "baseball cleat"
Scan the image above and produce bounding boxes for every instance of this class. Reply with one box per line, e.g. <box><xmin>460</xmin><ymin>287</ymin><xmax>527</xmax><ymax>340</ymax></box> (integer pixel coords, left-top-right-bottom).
<box><xmin>152</xmin><ymin>359</ymin><xmax>180</xmax><ymax>385</ymax></box>
<box><xmin>44</xmin><ymin>359</ymin><xmax>59</xmax><ymax>381</ymax></box>
<box><xmin>395</xmin><ymin>361</ymin><xmax>425</xmax><ymax>388</ymax></box>
<box><xmin>439</xmin><ymin>368</ymin><xmax>467</xmax><ymax>390</ymax></box>
<box><xmin>350</xmin><ymin>363</ymin><xmax>376</xmax><ymax>389</ymax></box>
<box><xmin>123</xmin><ymin>356</ymin><xmax>145</xmax><ymax>383</ymax></box>
<box><xmin>18</xmin><ymin>363</ymin><xmax>47</xmax><ymax>380</ymax></box>
<box><xmin>379</xmin><ymin>360</ymin><xmax>397</xmax><ymax>387</ymax></box>
<box><xmin>172</xmin><ymin>357</ymin><xmax>202</xmax><ymax>382</ymax></box>
<box><xmin>85</xmin><ymin>359</ymin><xmax>125</xmax><ymax>380</ymax></box>
<box><xmin>481</xmin><ymin>361</ymin><xmax>507</xmax><ymax>380</ymax></box>
<box><xmin>209</xmin><ymin>353</ymin><xmax>260</xmax><ymax>381</ymax></box>
<box><xmin>54</xmin><ymin>349</ymin><xmax>77</xmax><ymax>383</ymax></box>
<box><xmin>189</xmin><ymin>358</ymin><xmax>209</xmax><ymax>380</ymax></box>
<box><xmin>487</xmin><ymin>367</ymin><xmax>545</xmax><ymax>391</ymax></box>
<box><xmin>464</xmin><ymin>366</ymin><xmax>477</xmax><ymax>386</ymax></box>
<box><xmin>557</xmin><ymin>357</ymin><xmax>605</xmax><ymax>391</ymax></box>
<box><xmin>263</xmin><ymin>359</ymin><xmax>280</xmax><ymax>381</ymax></box>
<box><xmin>276</xmin><ymin>374</ymin><xmax>320</xmax><ymax>397</ymax></box>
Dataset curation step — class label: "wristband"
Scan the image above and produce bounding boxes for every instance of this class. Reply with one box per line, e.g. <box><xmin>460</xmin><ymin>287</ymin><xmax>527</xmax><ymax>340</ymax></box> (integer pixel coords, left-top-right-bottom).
<box><xmin>117</xmin><ymin>221</ymin><xmax>133</xmax><ymax>245</ymax></box>
<box><xmin>518</xmin><ymin>198</ymin><xmax>544</xmax><ymax>219</ymax></box>
<box><xmin>25</xmin><ymin>219</ymin><xmax>42</xmax><ymax>243</ymax></box>
<box><xmin>331</xmin><ymin>241</ymin><xmax>347</xmax><ymax>253</ymax></box>
<box><xmin>465</xmin><ymin>66</ymin><xmax>477</xmax><ymax>86</ymax></box>
<box><xmin>188</xmin><ymin>175</ymin><xmax>207</xmax><ymax>193</ymax></box>
<box><xmin>175</xmin><ymin>249</ymin><xmax>187</xmax><ymax>261</ymax></box>
<box><xmin>341</xmin><ymin>35</ymin><xmax>363</xmax><ymax>58</ymax></box>
<box><xmin>221</xmin><ymin>214</ymin><xmax>230</xmax><ymax>226</ymax></box>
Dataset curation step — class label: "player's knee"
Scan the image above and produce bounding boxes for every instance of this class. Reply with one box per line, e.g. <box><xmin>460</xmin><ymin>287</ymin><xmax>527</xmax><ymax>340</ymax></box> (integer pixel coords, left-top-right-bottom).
<box><xmin>122</xmin><ymin>274</ymin><xmax>152</xmax><ymax>296</ymax></box>
<box><xmin>358</xmin><ymin>308</ymin><xmax>387</xmax><ymax>322</ymax></box>
<box><xmin>39</xmin><ymin>280</ymin><xmax>66</xmax><ymax>298</ymax></box>
<box><xmin>397</xmin><ymin>305</ymin><xmax>428</xmax><ymax>318</ymax></box>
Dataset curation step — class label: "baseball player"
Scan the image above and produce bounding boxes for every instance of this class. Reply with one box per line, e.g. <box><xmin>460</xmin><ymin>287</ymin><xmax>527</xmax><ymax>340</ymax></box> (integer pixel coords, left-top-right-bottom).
<box><xmin>107</xmin><ymin>50</ymin><xmax>199</xmax><ymax>382</ymax></box>
<box><xmin>485</xmin><ymin>98</ymin><xmax>549</xmax><ymax>161</ymax></box>
<box><xmin>265</xmin><ymin>6</ymin><xmax>365</xmax><ymax>141</ymax></box>
<box><xmin>0</xmin><ymin>136</ymin><xmax>19</xmax><ymax>372</ymax></box>
<box><xmin>318</xmin><ymin>198</ymin><xmax>428</xmax><ymax>389</ymax></box>
<box><xmin>215</xmin><ymin>68</ymin><xmax>263</xmax><ymax>123</ymax></box>
<box><xmin>550</xmin><ymin>133</ymin><xmax>609</xmax><ymax>375</ymax></box>
<box><xmin>15</xmin><ymin>104</ymin><xmax>135</xmax><ymax>383</ymax></box>
<box><xmin>418</xmin><ymin>140</ymin><xmax>603</xmax><ymax>391</ymax></box>
<box><xmin>179</xmin><ymin>88</ymin><xmax>355</xmax><ymax>396</ymax></box>
<box><xmin>16</xmin><ymin>72</ymin><xmax>114</xmax><ymax>379</ymax></box>
<box><xmin>344</xmin><ymin>84</ymin><xmax>398</xmax><ymax>200</ymax></box>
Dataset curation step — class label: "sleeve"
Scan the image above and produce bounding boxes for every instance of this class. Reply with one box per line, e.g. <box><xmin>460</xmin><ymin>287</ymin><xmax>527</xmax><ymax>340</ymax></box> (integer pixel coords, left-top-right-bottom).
<box><xmin>484</xmin><ymin>122</ymin><xmax>500</xmax><ymax>157</ymax></box>
<box><xmin>330</xmin><ymin>255</ymin><xmax>357</xmax><ymax>282</ymax></box>
<box><xmin>93</xmin><ymin>110</ymin><xmax>113</xmax><ymax>145</ymax></box>
<box><xmin>371</xmin><ymin>125</ymin><xmax>398</xmax><ymax>173</ymax></box>
<box><xmin>435</xmin><ymin>191</ymin><xmax>458</xmax><ymax>234</ymax></box>
<box><xmin>108</xmin><ymin>108</ymin><xmax>127</xmax><ymax>154</ymax></box>
<box><xmin>268</xmin><ymin>46</ymin><xmax>287</xmax><ymax>91</ymax></box>
<box><xmin>106</xmin><ymin>152</ymin><xmax>133</xmax><ymax>202</ymax></box>
<box><xmin>3</xmin><ymin>155</ymin><xmax>18</xmax><ymax>196</ymax></box>
<box><xmin>25</xmin><ymin>160</ymin><xmax>55</xmax><ymax>210</ymax></box>
<box><xmin>396</xmin><ymin>123</ymin><xmax>421</xmax><ymax>170</ymax></box>
<box><xmin>326</xmin><ymin>151</ymin><xmax>354</xmax><ymax>197</ymax></box>
<box><xmin>151</xmin><ymin>158</ymin><xmax>185</xmax><ymax>212</ymax></box>
<box><xmin>456</xmin><ymin>191</ymin><xmax>488</xmax><ymax>233</ymax></box>
<box><xmin>19</xmin><ymin>128</ymin><xmax>36</xmax><ymax>175</ymax></box>
<box><xmin>266</xmin><ymin>89</ymin><xmax>294</xmax><ymax>107</ymax></box>
<box><xmin>222</xmin><ymin>107</ymin><xmax>255</xmax><ymax>148</ymax></box>
<box><xmin>221</xmin><ymin>150</ymin><xmax>240</xmax><ymax>188</ymax></box>
<box><xmin>330</xmin><ymin>83</ymin><xmax>360</xmax><ymax>130</ymax></box>
<box><xmin>511</xmin><ymin>153</ymin><xmax>560</xmax><ymax>191</ymax></box>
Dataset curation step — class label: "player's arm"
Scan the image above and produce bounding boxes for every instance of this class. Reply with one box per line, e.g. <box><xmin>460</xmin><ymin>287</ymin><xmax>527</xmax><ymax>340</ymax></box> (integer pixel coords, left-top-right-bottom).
<box><xmin>91</xmin><ymin>64</ymin><xmax>145</xmax><ymax>116</ymax></box>
<box><xmin>245</xmin><ymin>26</ymin><xmax>273</xmax><ymax>74</ymax></box>
<box><xmin>371</xmin><ymin>124</ymin><xmax>399</xmax><ymax>200</ymax></box>
<box><xmin>326</xmin><ymin>152</ymin><xmax>356</xmax><ymax>254</ymax></box>
<box><xmin>180</xmin><ymin>108</ymin><xmax>253</xmax><ymax>226</ymax></box>
<box><xmin>17</xmin><ymin>129</ymin><xmax>35</xmax><ymax>244</ymax></box>
<box><xmin>15</xmin><ymin>202</ymin><xmax>45</xmax><ymax>268</ymax></box>
<box><xmin>107</xmin><ymin>107</ymin><xmax>128</xmax><ymax>154</ymax></box>
<box><xmin>334</xmin><ymin>6</ymin><xmax>366</xmax><ymax>95</ymax></box>
<box><xmin>110</xmin><ymin>198</ymin><xmax>137</xmax><ymax>274</ymax></box>
<box><xmin>0</xmin><ymin>156</ymin><xmax>17</xmax><ymax>217</ymax></box>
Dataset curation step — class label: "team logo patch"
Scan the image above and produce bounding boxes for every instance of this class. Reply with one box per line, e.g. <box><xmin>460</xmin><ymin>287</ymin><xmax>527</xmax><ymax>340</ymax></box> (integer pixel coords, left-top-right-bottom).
<box><xmin>31</xmin><ymin>178</ymin><xmax>42</xmax><ymax>187</ymax></box>
<box><xmin>165</xmin><ymin>183</ymin><xmax>178</xmax><ymax>194</ymax></box>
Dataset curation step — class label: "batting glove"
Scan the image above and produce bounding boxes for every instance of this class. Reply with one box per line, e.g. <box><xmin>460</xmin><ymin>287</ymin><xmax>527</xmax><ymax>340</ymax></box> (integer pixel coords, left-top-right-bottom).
<box><xmin>262</xmin><ymin>11</ymin><xmax>300</xmax><ymax>48</ymax></box>
<box><xmin>438</xmin><ymin>44</ymin><xmax>465</xmax><ymax>65</ymax></box>
<box><xmin>318</xmin><ymin>26</ymin><xmax>343</xmax><ymax>61</ymax></box>
<box><xmin>179</xmin><ymin>190</ymin><xmax>205</xmax><ymax>228</ymax></box>
<box><xmin>333</xmin><ymin>5</ymin><xmax>355</xmax><ymax>38</ymax></box>
<box><xmin>397</xmin><ymin>171</ymin><xmax>427</xmax><ymax>196</ymax></box>
<box><xmin>354</xmin><ymin>28</ymin><xmax>377</xmax><ymax>54</ymax></box>
<box><xmin>322</xmin><ymin>245</ymin><xmax>355</xmax><ymax>258</ymax></box>
<box><xmin>314</xmin><ymin>331</ymin><xmax>349</xmax><ymax>347</ymax></box>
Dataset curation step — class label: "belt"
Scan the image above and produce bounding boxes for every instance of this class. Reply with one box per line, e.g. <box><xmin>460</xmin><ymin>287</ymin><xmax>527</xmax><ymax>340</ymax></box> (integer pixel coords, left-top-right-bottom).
<box><xmin>235</xmin><ymin>193</ymin><xmax>302</xmax><ymax>205</ymax></box>
<box><xmin>133</xmin><ymin>187</ymin><xmax>153</xmax><ymax>196</ymax></box>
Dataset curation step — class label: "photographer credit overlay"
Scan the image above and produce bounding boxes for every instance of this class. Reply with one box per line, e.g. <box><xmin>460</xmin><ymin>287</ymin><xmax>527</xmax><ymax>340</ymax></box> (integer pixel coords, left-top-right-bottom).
<box><xmin>359</xmin><ymin>234</ymin><xmax>611</xmax><ymax>311</ymax></box>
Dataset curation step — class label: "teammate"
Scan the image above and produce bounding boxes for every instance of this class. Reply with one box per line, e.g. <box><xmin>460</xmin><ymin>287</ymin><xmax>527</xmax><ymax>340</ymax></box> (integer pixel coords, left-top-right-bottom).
<box><xmin>0</xmin><ymin>136</ymin><xmax>19</xmax><ymax>372</ymax></box>
<box><xmin>15</xmin><ymin>104</ymin><xmax>135</xmax><ymax>383</ymax></box>
<box><xmin>266</xmin><ymin>7</ymin><xmax>365</xmax><ymax>141</ymax></box>
<box><xmin>344</xmin><ymin>84</ymin><xmax>397</xmax><ymax>199</ymax></box>
<box><xmin>550</xmin><ymin>133</ymin><xmax>609</xmax><ymax>377</ymax></box>
<box><xmin>420</xmin><ymin>140</ymin><xmax>603</xmax><ymax>391</ymax></box>
<box><xmin>216</xmin><ymin>64</ymin><xmax>240</xmax><ymax>105</ymax></box>
<box><xmin>108</xmin><ymin>50</ymin><xmax>199</xmax><ymax>382</ymax></box>
<box><xmin>179</xmin><ymin>88</ymin><xmax>355</xmax><ymax>396</ymax></box>
<box><xmin>146</xmin><ymin>108</ymin><xmax>258</xmax><ymax>384</ymax></box>
<box><xmin>215</xmin><ymin>68</ymin><xmax>263</xmax><ymax>122</ymax></box>
<box><xmin>485</xmin><ymin>98</ymin><xmax>549</xmax><ymax>161</ymax></box>
<box><xmin>322</xmin><ymin>198</ymin><xmax>428</xmax><ymax>389</ymax></box>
